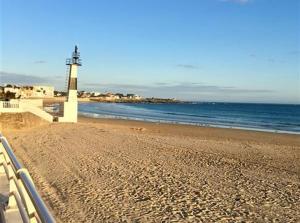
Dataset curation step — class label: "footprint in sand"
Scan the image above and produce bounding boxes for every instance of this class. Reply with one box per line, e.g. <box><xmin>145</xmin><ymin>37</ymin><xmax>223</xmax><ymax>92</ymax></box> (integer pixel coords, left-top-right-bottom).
<box><xmin>130</xmin><ymin>127</ymin><xmax>146</xmax><ymax>131</ymax></box>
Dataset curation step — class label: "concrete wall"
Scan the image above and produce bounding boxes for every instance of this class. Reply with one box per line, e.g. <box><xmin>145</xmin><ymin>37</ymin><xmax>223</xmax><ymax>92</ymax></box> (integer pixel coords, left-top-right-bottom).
<box><xmin>0</xmin><ymin>99</ymin><xmax>53</xmax><ymax>122</ymax></box>
<box><xmin>58</xmin><ymin>100</ymin><xmax>78</xmax><ymax>123</ymax></box>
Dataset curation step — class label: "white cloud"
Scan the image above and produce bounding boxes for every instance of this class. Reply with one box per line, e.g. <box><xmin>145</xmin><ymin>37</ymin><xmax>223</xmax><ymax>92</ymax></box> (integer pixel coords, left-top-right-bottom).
<box><xmin>34</xmin><ymin>60</ymin><xmax>47</xmax><ymax>64</ymax></box>
<box><xmin>0</xmin><ymin>71</ymin><xmax>63</xmax><ymax>86</ymax></box>
<box><xmin>82</xmin><ymin>82</ymin><xmax>273</xmax><ymax>98</ymax></box>
<box><xmin>220</xmin><ymin>0</ymin><xmax>251</xmax><ymax>4</ymax></box>
<box><xmin>177</xmin><ymin>64</ymin><xmax>199</xmax><ymax>69</ymax></box>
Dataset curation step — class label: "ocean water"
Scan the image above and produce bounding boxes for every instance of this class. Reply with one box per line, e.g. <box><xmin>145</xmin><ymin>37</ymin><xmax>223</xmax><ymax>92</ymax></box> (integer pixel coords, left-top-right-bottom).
<box><xmin>78</xmin><ymin>102</ymin><xmax>300</xmax><ymax>134</ymax></box>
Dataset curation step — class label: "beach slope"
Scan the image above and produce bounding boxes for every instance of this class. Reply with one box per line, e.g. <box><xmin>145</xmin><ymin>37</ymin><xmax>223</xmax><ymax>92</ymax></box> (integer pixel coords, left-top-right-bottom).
<box><xmin>4</xmin><ymin>117</ymin><xmax>300</xmax><ymax>222</ymax></box>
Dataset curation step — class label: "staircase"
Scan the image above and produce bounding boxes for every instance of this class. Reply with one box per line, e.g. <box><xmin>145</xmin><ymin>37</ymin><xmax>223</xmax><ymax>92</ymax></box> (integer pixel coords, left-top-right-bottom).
<box><xmin>22</xmin><ymin>105</ymin><xmax>54</xmax><ymax>123</ymax></box>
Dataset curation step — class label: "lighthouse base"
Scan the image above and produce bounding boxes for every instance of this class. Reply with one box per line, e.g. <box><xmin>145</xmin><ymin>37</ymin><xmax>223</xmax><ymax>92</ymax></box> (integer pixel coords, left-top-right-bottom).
<box><xmin>58</xmin><ymin>101</ymin><xmax>78</xmax><ymax>123</ymax></box>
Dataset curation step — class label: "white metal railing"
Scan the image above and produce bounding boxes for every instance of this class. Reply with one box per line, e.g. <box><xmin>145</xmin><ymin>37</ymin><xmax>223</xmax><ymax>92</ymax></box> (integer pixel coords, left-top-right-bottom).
<box><xmin>0</xmin><ymin>133</ymin><xmax>55</xmax><ymax>223</ymax></box>
<box><xmin>0</xmin><ymin>101</ymin><xmax>20</xmax><ymax>109</ymax></box>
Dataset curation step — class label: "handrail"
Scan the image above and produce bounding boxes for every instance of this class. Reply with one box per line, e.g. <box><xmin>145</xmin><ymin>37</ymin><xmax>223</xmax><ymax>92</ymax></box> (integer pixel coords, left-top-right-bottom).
<box><xmin>0</xmin><ymin>101</ymin><xmax>20</xmax><ymax>109</ymax></box>
<box><xmin>2</xmin><ymin>161</ymin><xmax>29</xmax><ymax>212</ymax></box>
<box><xmin>0</xmin><ymin>162</ymin><xmax>29</xmax><ymax>222</ymax></box>
<box><xmin>10</xmin><ymin>191</ymin><xmax>30</xmax><ymax>223</ymax></box>
<box><xmin>0</xmin><ymin>135</ymin><xmax>56</xmax><ymax>223</ymax></box>
<box><xmin>1</xmin><ymin>137</ymin><xmax>23</xmax><ymax>171</ymax></box>
<box><xmin>19</xmin><ymin>171</ymin><xmax>52</xmax><ymax>223</ymax></box>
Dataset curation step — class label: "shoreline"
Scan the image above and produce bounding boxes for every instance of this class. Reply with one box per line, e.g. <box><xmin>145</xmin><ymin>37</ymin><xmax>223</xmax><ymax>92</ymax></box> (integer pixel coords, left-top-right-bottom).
<box><xmin>78</xmin><ymin>116</ymin><xmax>300</xmax><ymax>146</ymax></box>
<box><xmin>79</xmin><ymin>113</ymin><xmax>300</xmax><ymax>136</ymax></box>
<box><xmin>42</xmin><ymin>99</ymin><xmax>300</xmax><ymax>135</ymax></box>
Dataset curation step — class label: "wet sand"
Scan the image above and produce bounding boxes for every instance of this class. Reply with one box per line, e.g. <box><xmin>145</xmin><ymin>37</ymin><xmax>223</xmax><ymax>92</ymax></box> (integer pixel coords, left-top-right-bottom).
<box><xmin>3</xmin><ymin>116</ymin><xmax>300</xmax><ymax>222</ymax></box>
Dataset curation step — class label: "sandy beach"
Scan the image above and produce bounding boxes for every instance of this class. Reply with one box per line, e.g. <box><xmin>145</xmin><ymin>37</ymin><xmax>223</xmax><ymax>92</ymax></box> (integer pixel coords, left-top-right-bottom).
<box><xmin>2</xmin><ymin>114</ymin><xmax>300</xmax><ymax>222</ymax></box>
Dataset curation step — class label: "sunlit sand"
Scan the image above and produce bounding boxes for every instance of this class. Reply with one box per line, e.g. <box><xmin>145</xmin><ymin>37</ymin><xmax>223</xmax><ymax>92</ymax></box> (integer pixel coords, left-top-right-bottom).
<box><xmin>3</xmin><ymin>114</ymin><xmax>299</xmax><ymax>222</ymax></box>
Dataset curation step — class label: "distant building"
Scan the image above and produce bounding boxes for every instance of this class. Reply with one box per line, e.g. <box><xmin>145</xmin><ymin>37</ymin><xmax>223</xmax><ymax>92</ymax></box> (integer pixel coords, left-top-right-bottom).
<box><xmin>2</xmin><ymin>85</ymin><xmax>54</xmax><ymax>98</ymax></box>
<box><xmin>62</xmin><ymin>89</ymin><xmax>145</xmax><ymax>102</ymax></box>
<box><xmin>55</xmin><ymin>91</ymin><xmax>63</xmax><ymax>97</ymax></box>
<box><xmin>4</xmin><ymin>85</ymin><xmax>21</xmax><ymax>98</ymax></box>
<box><xmin>78</xmin><ymin>91</ymin><xmax>92</xmax><ymax>98</ymax></box>
<box><xmin>91</xmin><ymin>92</ymin><xmax>101</xmax><ymax>97</ymax></box>
<box><xmin>115</xmin><ymin>93</ymin><xmax>125</xmax><ymax>98</ymax></box>
<box><xmin>31</xmin><ymin>86</ymin><xmax>54</xmax><ymax>98</ymax></box>
<box><xmin>103</xmin><ymin>93</ymin><xmax>120</xmax><ymax>100</ymax></box>
<box><xmin>127</xmin><ymin>94</ymin><xmax>142</xmax><ymax>100</ymax></box>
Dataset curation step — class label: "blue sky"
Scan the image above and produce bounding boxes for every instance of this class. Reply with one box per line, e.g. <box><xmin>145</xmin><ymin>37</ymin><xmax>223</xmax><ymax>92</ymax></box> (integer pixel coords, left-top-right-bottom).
<box><xmin>0</xmin><ymin>0</ymin><xmax>299</xmax><ymax>103</ymax></box>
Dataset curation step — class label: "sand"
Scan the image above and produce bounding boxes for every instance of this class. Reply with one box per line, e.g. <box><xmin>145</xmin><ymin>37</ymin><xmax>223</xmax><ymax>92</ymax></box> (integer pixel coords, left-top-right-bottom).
<box><xmin>2</xmin><ymin>116</ymin><xmax>300</xmax><ymax>222</ymax></box>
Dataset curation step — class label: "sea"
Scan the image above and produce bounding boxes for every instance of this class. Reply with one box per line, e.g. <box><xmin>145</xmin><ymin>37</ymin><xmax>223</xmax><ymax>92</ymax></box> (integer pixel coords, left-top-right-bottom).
<box><xmin>78</xmin><ymin>102</ymin><xmax>300</xmax><ymax>134</ymax></box>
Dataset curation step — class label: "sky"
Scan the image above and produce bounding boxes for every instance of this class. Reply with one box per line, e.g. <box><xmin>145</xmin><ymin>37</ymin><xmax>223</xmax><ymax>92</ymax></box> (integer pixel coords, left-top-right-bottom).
<box><xmin>0</xmin><ymin>0</ymin><xmax>299</xmax><ymax>103</ymax></box>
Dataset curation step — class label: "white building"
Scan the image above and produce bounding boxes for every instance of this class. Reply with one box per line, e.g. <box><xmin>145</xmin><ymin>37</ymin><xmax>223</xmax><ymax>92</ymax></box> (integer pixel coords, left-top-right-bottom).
<box><xmin>31</xmin><ymin>86</ymin><xmax>54</xmax><ymax>98</ymax></box>
<box><xmin>3</xmin><ymin>85</ymin><xmax>54</xmax><ymax>98</ymax></box>
<box><xmin>91</xmin><ymin>92</ymin><xmax>101</xmax><ymax>97</ymax></box>
<box><xmin>4</xmin><ymin>85</ymin><xmax>21</xmax><ymax>98</ymax></box>
<box><xmin>127</xmin><ymin>94</ymin><xmax>142</xmax><ymax>100</ymax></box>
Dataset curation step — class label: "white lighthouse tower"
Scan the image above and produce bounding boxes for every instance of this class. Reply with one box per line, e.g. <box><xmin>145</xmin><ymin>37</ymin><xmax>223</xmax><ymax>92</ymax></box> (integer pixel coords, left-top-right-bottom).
<box><xmin>59</xmin><ymin>46</ymin><xmax>82</xmax><ymax>123</ymax></box>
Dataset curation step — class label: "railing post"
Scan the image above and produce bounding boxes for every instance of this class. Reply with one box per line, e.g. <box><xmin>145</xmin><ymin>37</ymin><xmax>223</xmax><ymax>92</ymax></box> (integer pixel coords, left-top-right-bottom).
<box><xmin>0</xmin><ymin>134</ymin><xmax>56</xmax><ymax>223</ymax></box>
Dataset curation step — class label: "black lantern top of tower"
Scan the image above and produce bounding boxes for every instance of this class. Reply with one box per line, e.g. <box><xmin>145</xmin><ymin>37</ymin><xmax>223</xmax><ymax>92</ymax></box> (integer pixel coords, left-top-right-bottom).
<box><xmin>66</xmin><ymin>45</ymin><xmax>82</xmax><ymax>66</ymax></box>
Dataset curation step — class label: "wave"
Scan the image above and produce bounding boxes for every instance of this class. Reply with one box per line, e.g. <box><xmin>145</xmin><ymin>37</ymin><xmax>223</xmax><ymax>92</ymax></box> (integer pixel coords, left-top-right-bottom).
<box><xmin>78</xmin><ymin>102</ymin><xmax>300</xmax><ymax>134</ymax></box>
<box><xmin>164</xmin><ymin>112</ymin><xmax>214</xmax><ymax>118</ymax></box>
<box><xmin>79</xmin><ymin>112</ymin><xmax>300</xmax><ymax>135</ymax></box>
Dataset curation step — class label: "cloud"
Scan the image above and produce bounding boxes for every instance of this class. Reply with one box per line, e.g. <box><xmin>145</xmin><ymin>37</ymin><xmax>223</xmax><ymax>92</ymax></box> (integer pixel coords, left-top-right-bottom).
<box><xmin>0</xmin><ymin>71</ymin><xmax>49</xmax><ymax>84</ymax></box>
<box><xmin>0</xmin><ymin>71</ymin><xmax>63</xmax><ymax>86</ymax></box>
<box><xmin>288</xmin><ymin>50</ymin><xmax>300</xmax><ymax>55</ymax></box>
<box><xmin>249</xmin><ymin>54</ymin><xmax>285</xmax><ymax>63</ymax></box>
<box><xmin>268</xmin><ymin>58</ymin><xmax>275</xmax><ymax>63</ymax></box>
<box><xmin>220</xmin><ymin>0</ymin><xmax>251</xmax><ymax>4</ymax></box>
<box><xmin>81</xmin><ymin>82</ymin><xmax>276</xmax><ymax>102</ymax></box>
<box><xmin>34</xmin><ymin>60</ymin><xmax>47</xmax><ymax>64</ymax></box>
<box><xmin>83</xmin><ymin>83</ymin><xmax>148</xmax><ymax>92</ymax></box>
<box><xmin>154</xmin><ymin>82</ymin><xmax>169</xmax><ymax>86</ymax></box>
<box><xmin>177</xmin><ymin>64</ymin><xmax>198</xmax><ymax>69</ymax></box>
<box><xmin>82</xmin><ymin>82</ymin><xmax>273</xmax><ymax>98</ymax></box>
